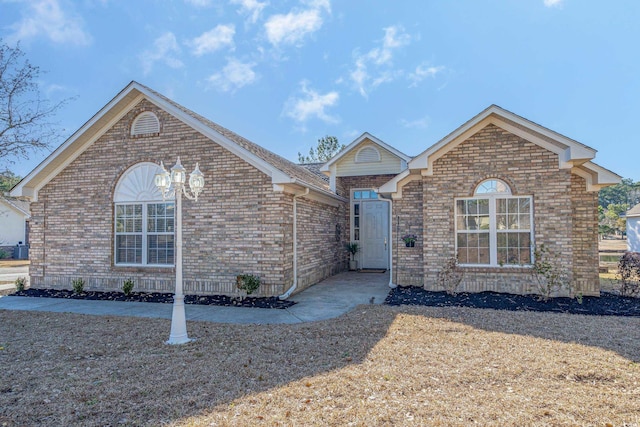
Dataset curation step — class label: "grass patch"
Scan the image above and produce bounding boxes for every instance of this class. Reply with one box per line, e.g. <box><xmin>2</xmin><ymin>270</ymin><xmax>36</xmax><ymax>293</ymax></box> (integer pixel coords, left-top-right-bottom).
<box><xmin>0</xmin><ymin>306</ymin><xmax>639</xmax><ymax>426</ymax></box>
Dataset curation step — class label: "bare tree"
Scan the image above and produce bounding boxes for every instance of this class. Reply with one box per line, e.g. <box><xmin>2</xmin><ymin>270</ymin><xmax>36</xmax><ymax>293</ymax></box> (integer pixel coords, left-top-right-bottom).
<box><xmin>0</xmin><ymin>40</ymin><xmax>69</xmax><ymax>166</ymax></box>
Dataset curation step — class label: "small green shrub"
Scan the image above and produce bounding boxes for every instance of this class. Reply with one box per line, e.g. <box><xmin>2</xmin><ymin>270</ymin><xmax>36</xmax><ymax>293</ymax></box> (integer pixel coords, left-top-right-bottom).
<box><xmin>437</xmin><ymin>257</ymin><xmax>464</xmax><ymax>295</ymax></box>
<box><xmin>0</xmin><ymin>249</ymin><xmax>9</xmax><ymax>259</ymax></box>
<box><xmin>71</xmin><ymin>278</ymin><xmax>85</xmax><ymax>294</ymax></box>
<box><xmin>236</xmin><ymin>274</ymin><xmax>261</xmax><ymax>296</ymax></box>
<box><xmin>122</xmin><ymin>278</ymin><xmax>135</xmax><ymax>296</ymax></box>
<box><xmin>14</xmin><ymin>277</ymin><xmax>26</xmax><ymax>292</ymax></box>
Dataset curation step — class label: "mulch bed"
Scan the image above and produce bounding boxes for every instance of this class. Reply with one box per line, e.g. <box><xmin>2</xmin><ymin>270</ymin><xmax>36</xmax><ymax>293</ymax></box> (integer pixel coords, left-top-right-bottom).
<box><xmin>385</xmin><ymin>286</ymin><xmax>640</xmax><ymax>317</ymax></box>
<box><xmin>12</xmin><ymin>288</ymin><xmax>296</xmax><ymax>309</ymax></box>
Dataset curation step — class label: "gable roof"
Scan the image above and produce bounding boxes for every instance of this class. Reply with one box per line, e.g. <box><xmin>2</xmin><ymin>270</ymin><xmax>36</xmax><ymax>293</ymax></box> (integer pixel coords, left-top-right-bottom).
<box><xmin>380</xmin><ymin>105</ymin><xmax>621</xmax><ymax>196</ymax></box>
<box><xmin>0</xmin><ymin>196</ymin><xmax>30</xmax><ymax>218</ymax></box>
<box><xmin>628</xmin><ymin>203</ymin><xmax>640</xmax><ymax>218</ymax></box>
<box><xmin>11</xmin><ymin>82</ymin><xmax>343</xmax><ymax>205</ymax></box>
<box><xmin>319</xmin><ymin>132</ymin><xmax>411</xmax><ymax>173</ymax></box>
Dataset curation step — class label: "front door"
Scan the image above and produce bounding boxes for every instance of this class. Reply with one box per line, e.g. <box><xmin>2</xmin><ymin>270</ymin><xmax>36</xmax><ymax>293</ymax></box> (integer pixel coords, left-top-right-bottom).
<box><xmin>361</xmin><ymin>201</ymin><xmax>389</xmax><ymax>269</ymax></box>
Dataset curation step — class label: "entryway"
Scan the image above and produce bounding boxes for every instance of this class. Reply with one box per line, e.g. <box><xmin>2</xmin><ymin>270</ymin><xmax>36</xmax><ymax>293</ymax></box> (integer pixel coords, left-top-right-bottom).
<box><xmin>358</xmin><ymin>200</ymin><xmax>389</xmax><ymax>270</ymax></box>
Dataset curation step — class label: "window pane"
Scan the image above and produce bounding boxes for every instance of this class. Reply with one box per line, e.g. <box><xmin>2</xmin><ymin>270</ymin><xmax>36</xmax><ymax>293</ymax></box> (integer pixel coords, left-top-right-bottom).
<box><xmin>354</xmin><ymin>229</ymin><xmax>360</xmax><ymax>241</ymax></box>
<box><xmin>478</xmin><ymin>233</ymin><xmax>489</xmax><ymax>248</ymax></box>
<box><xmin>519</xmin><ymin>198</ymin><xmax>530</xmax><ymax>213</ymax></box>
<box><xmin>478</xmin><ymin>215</ymin><xmax>490</xmax><ymax>230</ymax></box>
<box><xmin>457</xmin><ymin>233</ymin><xmax>467</xmax><ymax>247</ymax></box>
<box><xmin>519</xmin><ymin>214</ymin><xmax>530</xmax><ymax>230</ymax></box>
<box><xmin>354</xmin><ymin>204</ymin><xmax>359</xmax><ymax>215</ymax></box>
<box><xmin>497</xmin><ymin>248</ymin><xmax>507</xmax><ymax>265</ymax></box>
<box><xmin>478</xmin><ymin>199</ymin><xmax>489</xmax><ymax>215</ymax></box>
<box><xmin>456</xmin><ymin>200</ymin><xmax>466</xmax><ymax>214</ymax></box>
<box><xmin>478</xmin><ymin>248</ymin><xmax>490</xmax><ymax>264</ymax></box>
<box><xmin>457</xmin><ymin>247</ymin><xmax>468</xmax><ymax>264</ymax></box>
<box><xmin>508</xmin><ymin>199</ymin><xmax>519</xmax><ymax>213</ymax></box>
<box><xmin>354</xmin><ymin>191</ymin><xmax>361</xmax><ymax>199</ymax></box>
<box><xmin>468</xmin><ymin>200</ymin><xmax>478</xmax><ymax>214</ymax></box>
<box><xmin>496</xmin><ymin>214</ymin><xmax>507</xmax><ymax>230</ymax></box>
<box><xmin>496</xmin><ymin>199</ymin><xmax>506</xmax><ymax>214</ymax></box>
<box><xmin>508</xmin><ymin>214</ymin><xmax>518</xmax><ymax>229</ymax></box>
<box><xmin>354</xmin><ymin>217</ymin><xmax>359</xmax><ymax>227</ymax></box>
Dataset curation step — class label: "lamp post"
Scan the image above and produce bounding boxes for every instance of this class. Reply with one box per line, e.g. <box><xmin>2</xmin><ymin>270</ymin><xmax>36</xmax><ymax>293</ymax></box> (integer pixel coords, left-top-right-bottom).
<box><xmin>154</xmin><ymin>157</ymin><xmax>204</xmax><ymax>345</ymax></box>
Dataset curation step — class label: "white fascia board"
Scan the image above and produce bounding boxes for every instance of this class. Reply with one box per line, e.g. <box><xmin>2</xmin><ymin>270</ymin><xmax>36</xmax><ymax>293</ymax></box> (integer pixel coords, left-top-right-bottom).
<box><xmin>572</xmin><ymin>162</ymin><xmax>621</xmax><ymax>192</ymax></box>
<box><xmin>275</xmin><ymin>180</ymin><xmax>347</xmax><ymax>207</ymax></box>
<box><xmin>320</xmin><ymin>132</ymin><xmax>411</xmax><ymax>172</ymax></box>
<box><xmin>378</xmin><ymin>169</ymin><xmax>423</xmax><ymax>199</ymax></box>
<box><xmin>10</xmin><ymin>86</ymin><xmax>145</xmax><ymax>201</ymax></box>
<box><xmin>408</xmin><ymin>107</ymin><xmax>597</xmax><ymax>174</ymax></box>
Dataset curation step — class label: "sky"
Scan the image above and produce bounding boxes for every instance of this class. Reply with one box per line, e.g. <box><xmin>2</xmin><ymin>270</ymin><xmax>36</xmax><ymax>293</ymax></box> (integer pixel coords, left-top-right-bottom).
<box><xmin>1</xmin><ymin>0</ymin><xmax>639</xmax><ymax>182</ymax></box>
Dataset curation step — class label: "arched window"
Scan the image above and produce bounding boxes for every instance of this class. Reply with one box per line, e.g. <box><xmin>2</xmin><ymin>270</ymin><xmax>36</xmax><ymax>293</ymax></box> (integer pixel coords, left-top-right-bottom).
<box><xmin>113</xmin><ymin>163</ymin><xmax>174</xmax><ymax>266</ymax></box>
<box><xmin>455</xmin><ymin>179</ymin><xmax>533</xmax><ymax>266</ymax></box>
<box><xmin>131</xmin><ymin>112</ymin><xmax>160</xmax><ymax>136</ymax></box>
<box><xmin>355</xmin><ymin>146</ymin><xmax>381</xmax><ymax>163</ymax></box>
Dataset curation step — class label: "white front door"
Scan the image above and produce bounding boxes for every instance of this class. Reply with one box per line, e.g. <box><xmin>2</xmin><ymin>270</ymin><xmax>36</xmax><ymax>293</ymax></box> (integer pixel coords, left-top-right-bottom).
<box><xmin>361</xmin><ymin>201</ymin><xmax>389</xmax><ymax>269</ymax></box>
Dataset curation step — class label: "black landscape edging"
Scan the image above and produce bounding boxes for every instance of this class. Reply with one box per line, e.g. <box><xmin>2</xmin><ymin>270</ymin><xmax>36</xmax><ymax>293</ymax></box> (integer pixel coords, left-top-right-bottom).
<box><xmin>384</xmin><ymin>286</ymin><xmax>640</xmax><ymax>317</ymax></box>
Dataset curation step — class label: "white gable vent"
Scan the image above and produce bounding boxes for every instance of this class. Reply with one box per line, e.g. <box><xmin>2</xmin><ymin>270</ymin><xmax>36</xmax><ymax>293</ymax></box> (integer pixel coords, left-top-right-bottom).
<box><xmin>355</xmin><ymin>146</ymin><xmax>381</xmax><ymax>163</ymax></box>
<box><xmin>131</xmin><ymin>112</ymin><xmax>160</xmax><ymax>136</ymax></box>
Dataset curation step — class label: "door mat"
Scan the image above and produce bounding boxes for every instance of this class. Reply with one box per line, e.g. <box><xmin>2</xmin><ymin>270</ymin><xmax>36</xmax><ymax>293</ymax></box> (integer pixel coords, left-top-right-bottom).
<box><xmin>358</xmin><ymin>269</ymin><xmax>387</xmax><ymax>273</ymax></box>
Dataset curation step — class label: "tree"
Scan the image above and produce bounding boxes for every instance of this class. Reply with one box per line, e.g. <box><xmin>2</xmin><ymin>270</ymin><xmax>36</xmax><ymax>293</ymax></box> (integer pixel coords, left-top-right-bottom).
<box><xmin>1</xmin><ymin>40</ymin><xmax>69</xmax><ymax>167</ymax></box>
<box><xmin>599</xmin><ymin>178</ymin><xmax>640</xmax><ymax>208</ymax></box>
<box><xmin>298</xmin><ymin>136</ymin><xmax>345</xmax><ymax>164</ymax></box>
<box><xmin>0</xmin><ymin>169</ymin><xmax>20</xmax><ymax>193</ymax></box>
<box><xmin>599</xmin><ymin>203</ymin><xmax>629</xmax><ymax>237</ymax></box>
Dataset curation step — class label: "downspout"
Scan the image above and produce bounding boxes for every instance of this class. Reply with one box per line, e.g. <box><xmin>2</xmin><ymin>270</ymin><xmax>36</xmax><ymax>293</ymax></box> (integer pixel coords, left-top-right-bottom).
<box><xmin>279</xmin><ymin>187</ymin><xmax>310</xmax><ymax>300</ymax></box>
<box><xmin>378</xmin><ymin>196</ymin><xmax>397</xmax><ymax>288</ymax></box>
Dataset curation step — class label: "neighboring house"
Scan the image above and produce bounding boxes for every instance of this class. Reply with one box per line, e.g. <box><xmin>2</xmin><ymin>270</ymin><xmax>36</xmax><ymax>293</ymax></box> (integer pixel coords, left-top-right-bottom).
<box><xmin>0</xmin><ymin>196</ymin><xmax>30</xmax><ymax>256</ymax></box>
<box><xmin>10</xmin><ymin>81</ymin><xmax>621</xmax><ymax>297</ymax></box>
<box><xmin>626</xmin><ymin>203</ymin><xmax>640</xmax><ymax>252</ymax></box>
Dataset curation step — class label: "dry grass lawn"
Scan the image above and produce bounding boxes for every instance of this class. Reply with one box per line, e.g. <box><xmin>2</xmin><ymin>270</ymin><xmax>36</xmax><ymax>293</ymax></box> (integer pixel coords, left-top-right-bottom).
<box><xmin>1</xmin><ymin>305</ymin><xmax>639</xmax><ymax>426</ymax></box>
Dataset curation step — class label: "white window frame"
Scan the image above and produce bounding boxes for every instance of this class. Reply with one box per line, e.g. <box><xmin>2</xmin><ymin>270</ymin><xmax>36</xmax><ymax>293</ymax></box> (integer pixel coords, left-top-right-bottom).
<box><xmin>114</xmin><ymin>201</ymin><xmax>175</xmax><ymax>267</ymax></box>
<box><xmin>455</xmin><ymin>180</ymin><xmax>534</xmax><ymax>267</ymax></box>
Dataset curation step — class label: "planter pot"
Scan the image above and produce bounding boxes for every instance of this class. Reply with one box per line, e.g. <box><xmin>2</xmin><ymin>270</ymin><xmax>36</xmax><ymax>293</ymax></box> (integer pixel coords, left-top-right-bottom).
<box><xmin>405</xmin><ymin>241</ymin><xmax>415</xmax><ymax>247</ymax></box>
<box><xmin>349</xmin><ymin>260</ymin><xmax>358</xmax><ymax>271</ymax></box>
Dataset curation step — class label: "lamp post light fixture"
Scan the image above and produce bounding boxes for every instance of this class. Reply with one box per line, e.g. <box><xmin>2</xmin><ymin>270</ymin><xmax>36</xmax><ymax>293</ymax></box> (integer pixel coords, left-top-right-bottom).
<box><xmin>154</xmin><ymin>156</ymin><xmax>204</xmax><ymax>345</ymax></box>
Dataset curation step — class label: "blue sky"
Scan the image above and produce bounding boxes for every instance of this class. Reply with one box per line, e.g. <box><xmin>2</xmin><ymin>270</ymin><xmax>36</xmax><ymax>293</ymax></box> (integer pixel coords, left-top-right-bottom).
<box><xmin>1</xmin><ymin>0</ymin><xmax>638</xmax><ymax>181</ymax></box>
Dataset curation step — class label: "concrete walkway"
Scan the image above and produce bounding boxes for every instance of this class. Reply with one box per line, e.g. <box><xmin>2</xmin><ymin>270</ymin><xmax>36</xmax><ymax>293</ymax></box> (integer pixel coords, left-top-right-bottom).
<box><xmin>0</xmin><ymin>271</ymin><xmax>392</xmax><ymax>324</ymax></box>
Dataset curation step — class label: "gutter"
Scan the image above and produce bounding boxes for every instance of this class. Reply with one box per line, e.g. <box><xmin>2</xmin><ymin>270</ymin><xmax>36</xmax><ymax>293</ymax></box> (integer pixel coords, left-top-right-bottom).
<box><xmin>279</xmin><ymin>187</ymin><xmax>310</xmax><ymax>300</ymax></box>
<box><xmin>377</xmin><ymin>195</ymin><xmax>397</xmax><ymax>289</ymax></box>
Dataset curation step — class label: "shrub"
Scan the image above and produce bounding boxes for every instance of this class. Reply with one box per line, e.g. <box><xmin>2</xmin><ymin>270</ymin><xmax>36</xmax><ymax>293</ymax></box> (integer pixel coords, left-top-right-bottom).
<box><xmin>0</xmin><ymin>249</ymin><xmax>9</xmax><ymax>259</ymax></box>
<box><xmin>531</xmin><ymin>244</ymin><xmax>570</xmax><ymax>301</ymax></box>
<box><xmin>236</xmin><ymin>274</ymin><xmax>261</xmax><ymax>296</ymax></box>
<box><xmin>14</xmin><ymin>277</ymin><xmax>26</xmax><ymax>292</ymax></box>
<box><xmin>122</xmin><ymin>278</ymin><xmax>135</xmax><ymax>296</ymax></box>
<box><xmin>437</xmin><ymin>257</ymin><xmax>464</xmax><ymax>295</ymax></box>
<box><xmin>71</xmin><ymin>278</ymin><xmax>85</xmax><ymax>294</ymax></box>
<box><xmin>617</xmin><ymin>252</ymin><xmax>640</xmax><ymax>297</ymax></box>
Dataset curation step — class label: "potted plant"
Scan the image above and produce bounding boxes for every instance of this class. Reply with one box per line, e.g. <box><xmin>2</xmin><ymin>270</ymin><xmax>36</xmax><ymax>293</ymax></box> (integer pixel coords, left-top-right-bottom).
<box><xmin>346</xmin><ymin>242</ymin><xmax>359</xmax><ymax>270</ymax></box>
<box><xmin>402</xmin><ymin>234</ymin><xmax>417</xmax><ymax>247</ymax></box>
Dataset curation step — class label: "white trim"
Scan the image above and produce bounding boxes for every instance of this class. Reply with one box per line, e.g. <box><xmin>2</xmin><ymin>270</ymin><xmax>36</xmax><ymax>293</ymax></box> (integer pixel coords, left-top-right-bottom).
<box><xmin>454</xmin><ymin>194</ymin><xmax>534</xmax><ymax>267</ymax></box>
<box><xmin>10</xmin><ymin>81</ymin><xmax>332</xmax><ymax>202</ymax></box>
<box><xmin>320</xmin><ymin>132</ymin><xmax>411</xmax><ymax>173</ymax></box>
<box><xmin>354</xmin><ymin>146</ymin><xmax>381</xmax><ymax>163</ymax></box>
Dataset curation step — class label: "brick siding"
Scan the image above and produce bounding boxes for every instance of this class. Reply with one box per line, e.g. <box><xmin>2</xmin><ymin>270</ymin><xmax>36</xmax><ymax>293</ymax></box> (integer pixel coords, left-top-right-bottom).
<box><xmin>28</xmin><ymin>100</ymin><xmax>343</xmax><ymax>297</ymax></box>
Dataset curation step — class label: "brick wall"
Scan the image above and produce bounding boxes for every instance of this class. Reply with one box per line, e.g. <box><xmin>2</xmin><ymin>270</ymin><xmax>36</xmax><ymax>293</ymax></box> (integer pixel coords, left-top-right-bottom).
<box><xmin>570</xmin><ymin>174</ymin><xmax>600</xmax><ymax>295</ymax></box>
<box><xmin>29</xmin><ymin>99</ymin><xmax>340</xmax><ymax>297</ymax></box>
<box><xmin>295</xmin><ymin>197</ymin><xmax>347</xmax><ymax>292</ymax></box>
<box><xmin>418</xmin><ymin>123</ymin><xmax>585</xmax><ymax>295</ymax></box>
<box><xmin>392</xmin><ymin>180</ymin><xmax>424</xmax><ymax>285</ymax></box>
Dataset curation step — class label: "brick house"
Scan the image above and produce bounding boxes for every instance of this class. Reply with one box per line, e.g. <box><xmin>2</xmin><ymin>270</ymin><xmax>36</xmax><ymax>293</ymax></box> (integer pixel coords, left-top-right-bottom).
<box><xmin>11</xmin><ymin>82</ymin><xmax>620</xmax><ymax>297</ymax></box>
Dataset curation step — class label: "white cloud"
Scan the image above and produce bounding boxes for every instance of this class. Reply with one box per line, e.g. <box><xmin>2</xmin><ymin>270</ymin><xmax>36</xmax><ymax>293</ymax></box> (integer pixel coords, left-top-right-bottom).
<box><xmin>264</xmin><ymin>0</ymin><xmax>330</xmax><ymax>47</ymax></box>
<box><xmin>207</xmin><ymin>58</ymin><xmax>258</xmax><ymax>92</ymax></box>
<box><xmin>6</xmin><ymin>0</ymin><xmax>91</xmax><ymax>46</ymax></box>
<box><xmin>399</xmin><ymin>116</ymin><xmax>430</xmax><ymax>129</ymax></box>
<box><xmin>284</xmin><ymin>81</ymin><xmax>339</xmax><ymax>124</ymax></box>
<box><xmin>543</xmin><ymin>0</ymin><xmax>564</xmax><ymax>7</ymax></box>
<box><xmin>140</xmin><ymin>32</ymin><xmax>184</xmax><ymax>75</ymax></box>
<box><xmin>190</xmin><ymin>25</ymin><xmax>235</xmax><ymax>56</ymax></box>
<box><xmin>409</xmin><ymin>63</ymin><xmax>445</xmax><ymax>87</ymax></box>
<box><xmin>348</xmin><ymin>25</ymin><xmax>411</xmax><ymax>97</ymax></box>
<box><xmin>231</xmin><ymin>0</ymin><xmax>268</xmax><ymax>24</ymax></box>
